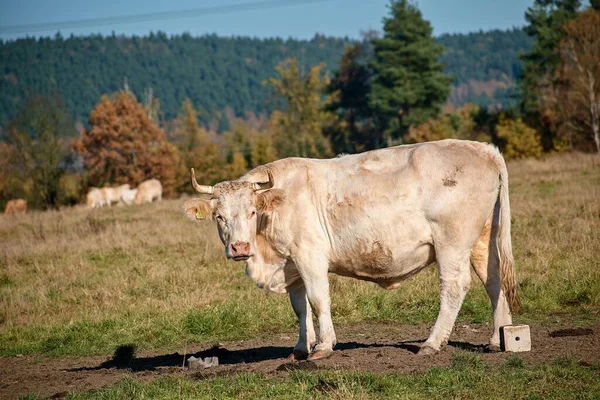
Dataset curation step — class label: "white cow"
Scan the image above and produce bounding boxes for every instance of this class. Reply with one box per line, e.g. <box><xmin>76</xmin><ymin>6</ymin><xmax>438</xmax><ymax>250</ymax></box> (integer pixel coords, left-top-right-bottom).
<box><xmin>183</xmin><ymin>139</ymin><xmax>520</xmax><ymax>360</ymax></box>
<box><xmin>134</xmin><ymin>179</ymin><xmax>162</xmax><ymax>204</ymax></box>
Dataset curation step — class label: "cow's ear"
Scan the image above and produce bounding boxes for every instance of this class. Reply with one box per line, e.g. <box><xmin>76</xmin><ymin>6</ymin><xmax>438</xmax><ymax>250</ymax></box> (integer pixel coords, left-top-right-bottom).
<box><xmin>182</xmin><ymin>198</ymin><xmax>214</xmax><ymax>221</ymax></box>
<box><xmin>256</xmin><ymin>189</ymin><xmax>285</xmax><ymax>213</ymax></box>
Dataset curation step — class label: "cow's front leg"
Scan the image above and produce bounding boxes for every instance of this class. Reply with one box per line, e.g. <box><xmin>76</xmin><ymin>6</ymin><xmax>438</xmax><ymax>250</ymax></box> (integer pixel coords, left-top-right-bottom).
<box><xmin>287</xmin><ymin>284</ymin><xmax>316</xmax><ymax>360</ymax></box>
<box><xmin>295</xmin><ymin>258</ymin><xmax>336</xmax><ymax>360</ymax></box>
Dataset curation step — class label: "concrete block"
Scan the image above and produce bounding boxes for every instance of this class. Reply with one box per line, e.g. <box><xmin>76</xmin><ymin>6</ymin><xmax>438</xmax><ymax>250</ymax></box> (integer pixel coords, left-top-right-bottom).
<box><xmin>500</xmin><ymin>324</ymin><xmax>531</xmax><ymax>352</ymax></box>
<box><xmin>187</xmin><ymin>355</ymin><xmax>220</xmax><ymax>369</ymax></box>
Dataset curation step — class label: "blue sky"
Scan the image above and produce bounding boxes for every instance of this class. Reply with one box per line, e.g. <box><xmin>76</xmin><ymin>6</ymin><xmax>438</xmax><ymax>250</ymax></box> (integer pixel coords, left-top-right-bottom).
<box><xmin>0</xmin><ymin>0</ymin><xmax>532</xmax><ymax>41</ymax></box>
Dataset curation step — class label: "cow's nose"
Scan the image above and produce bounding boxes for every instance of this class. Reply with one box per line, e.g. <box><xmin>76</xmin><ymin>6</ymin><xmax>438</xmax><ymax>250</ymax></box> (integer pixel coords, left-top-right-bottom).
<box><xmin>230</xmin><ymin>241</ymin><xmax>251</xmax><ymax>257</ymax></box>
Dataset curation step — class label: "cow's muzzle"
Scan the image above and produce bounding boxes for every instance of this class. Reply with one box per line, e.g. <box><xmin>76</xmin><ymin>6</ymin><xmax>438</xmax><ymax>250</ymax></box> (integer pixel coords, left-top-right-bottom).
<box><xmin>229</xmin><ymin>241</ymin><xmax>252</xmax><ymax>261</ymax></box>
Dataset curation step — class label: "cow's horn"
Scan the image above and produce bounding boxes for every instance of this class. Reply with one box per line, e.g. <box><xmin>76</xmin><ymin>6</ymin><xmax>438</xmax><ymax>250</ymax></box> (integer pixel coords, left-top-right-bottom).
<box><xmin>253</xmin><ymin>170</ymin><xmax>274</xmax><ymax>191</ymax></box>
<box><xmin>190</xmin><ymin>168</ymin><xmax>214</xmax><ymax>194</ymax></box>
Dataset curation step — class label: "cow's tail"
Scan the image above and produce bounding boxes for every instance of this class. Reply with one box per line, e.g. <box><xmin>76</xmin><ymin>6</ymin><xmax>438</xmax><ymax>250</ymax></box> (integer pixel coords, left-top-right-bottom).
<box><xmin>495</xmin><ymin>151</ymin><xmax>521</xmax><ymax>314</ymax></box>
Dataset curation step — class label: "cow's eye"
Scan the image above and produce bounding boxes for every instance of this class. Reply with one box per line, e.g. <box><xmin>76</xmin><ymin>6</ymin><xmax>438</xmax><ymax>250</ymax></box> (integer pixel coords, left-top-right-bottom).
<box><xmin>249</xmin><ymin>210</ymin><xmax>257</xmax><ymax>219</ymax></box>
<box><xmin>215</xmin><ymin>214</ymin><xmax>225</xmax><ymax>222</ymax></box>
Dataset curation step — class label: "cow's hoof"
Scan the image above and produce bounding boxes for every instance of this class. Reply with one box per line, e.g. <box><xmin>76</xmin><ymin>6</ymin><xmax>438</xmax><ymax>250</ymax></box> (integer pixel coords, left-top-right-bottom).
<box><xmin>417</xmin><ymin>345</ymin><xmax>438</xmax><ymax>356</ymax></box>
<box><xmin>308</xmin><ymin>349</ymin><xmax>334</xmax><ymax>360</ymax></box>
<box><xmin>287</xmin><ymin>350</ymin><xmax>309</xmax><ymax>361</ymax></box>
<box><xmin>487</xmin><ymin>343</ymin><xmax>501</xmax><ymax>353</ymax></box>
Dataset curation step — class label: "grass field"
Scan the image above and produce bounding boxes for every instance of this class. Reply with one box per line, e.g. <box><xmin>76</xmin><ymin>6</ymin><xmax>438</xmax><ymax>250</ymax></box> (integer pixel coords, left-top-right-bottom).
<box><xmin>1</xmin><ymin>152</ymin><xmax>600</xmax><ymax>398</ymax></box>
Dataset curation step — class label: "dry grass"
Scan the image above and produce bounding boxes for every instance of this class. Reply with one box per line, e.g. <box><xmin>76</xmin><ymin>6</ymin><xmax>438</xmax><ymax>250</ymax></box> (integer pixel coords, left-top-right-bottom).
<box><xmin>1</xmin><ymin>152</ymin><xmax>599</xmax><ymax>356</ymax></box>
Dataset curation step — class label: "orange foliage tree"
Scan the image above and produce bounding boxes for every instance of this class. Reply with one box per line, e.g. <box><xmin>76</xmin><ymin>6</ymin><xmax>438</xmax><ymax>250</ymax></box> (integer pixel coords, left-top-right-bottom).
<box><xmin>73</xmin><ymin>91</ymin><xmax>178</xmax><ymax>197</ymax></box>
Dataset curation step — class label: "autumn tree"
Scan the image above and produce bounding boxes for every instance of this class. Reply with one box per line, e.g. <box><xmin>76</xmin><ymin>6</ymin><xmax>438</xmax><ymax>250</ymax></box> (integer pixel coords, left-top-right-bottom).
<box><xmin>73</xmin><ymin>91</ymin><xmax>178</xmax><ymax>197</ymax></box>
<box><xmin>170</xmin><ymin>99</ymin><xmax>224</xmax><ymax>190</ymax></box>
<box><xmin>267</xmin><ymin>58</ymin><xmax>337</xmax><ymax>158</ymax></box>
<box><xmin>5</xmin><ymin>95</ymin><xmax>74</xmax><ymax>209</ymax></box>
<box><xmin>369</xmin><ymin>0</ymin><xmax>452</xmax><ymax>145</ymax></box>
<box><xmin>556</xmin><ymin>8</ymin><xmax>600</xmax><ymax>152</ymax></box>
<box><xmin>496</xmin><ymin>116</ymin><xmax>543</xmax><ymax>159</ymax></box>
<box><xmin>223</xmin><ymin>113</ymin><xmax>277</xmax><ymax>170</ymax></box>
<box><xmin>406</xmin><ymin>103</ymin><xmax>482</xmax><ymax>143</ymax></box>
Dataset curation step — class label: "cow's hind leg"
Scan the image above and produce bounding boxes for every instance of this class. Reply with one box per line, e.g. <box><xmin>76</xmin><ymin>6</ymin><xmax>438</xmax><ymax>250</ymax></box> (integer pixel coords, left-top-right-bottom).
<box><xmin>419</xmin><ymin>246</ymin><xmax>472</xmax><ymax>355</ymax></box>
<box><xmin>288</xmin><ymin>284</ymin><xmax>317</xmax><ymax>360</ymax></box>
<box><xmin>470</xmin><ymin>219</ymin><xmax>512</xmax><ymax>351</ymax></box>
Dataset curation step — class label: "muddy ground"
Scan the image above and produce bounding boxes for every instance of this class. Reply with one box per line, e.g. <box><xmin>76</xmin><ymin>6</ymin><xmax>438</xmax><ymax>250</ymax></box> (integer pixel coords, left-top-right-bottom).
<box><xmin>1</xmin><ymin>321</ymin><xmax>598</xmax><ymax>399</ymax></box>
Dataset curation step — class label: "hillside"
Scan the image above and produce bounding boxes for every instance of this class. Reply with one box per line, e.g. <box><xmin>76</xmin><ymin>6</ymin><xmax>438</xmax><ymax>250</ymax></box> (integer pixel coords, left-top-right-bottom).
<box><xmin>0</xmin><ymin>29</ymin><xmax>532</xmax><ymax>129</ymax></box>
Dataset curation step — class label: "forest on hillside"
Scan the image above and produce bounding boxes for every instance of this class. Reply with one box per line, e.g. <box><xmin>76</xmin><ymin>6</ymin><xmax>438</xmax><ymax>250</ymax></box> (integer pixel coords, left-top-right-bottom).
<box><xmin>0</xmin><ymin>28</ymin><xmax>531</xmax><ymax>129</ymax></box>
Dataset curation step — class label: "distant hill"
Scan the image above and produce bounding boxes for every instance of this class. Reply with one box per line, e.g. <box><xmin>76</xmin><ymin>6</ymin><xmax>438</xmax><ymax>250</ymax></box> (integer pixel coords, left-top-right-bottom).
<box><xmin>0</xmin><ymin>29</ymin><xmax>531</xmax><ymax>129</ymax></box>
<box><xmin>438</xmin><ymin>28</ymin><xmax>533</xmax><ymax>110</ymax></box>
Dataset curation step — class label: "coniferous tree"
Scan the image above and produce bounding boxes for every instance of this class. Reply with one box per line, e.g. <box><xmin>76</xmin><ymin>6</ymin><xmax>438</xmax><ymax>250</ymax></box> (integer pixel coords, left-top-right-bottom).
<box><xmin>369</xmin><ymin>0</ymin><xmax>452</xmax><ymax>145</ymax></box>
<box><xmin>519</xmin><ymin>0</ymin><xmax>582</xmax><ymax>149</ymax></box>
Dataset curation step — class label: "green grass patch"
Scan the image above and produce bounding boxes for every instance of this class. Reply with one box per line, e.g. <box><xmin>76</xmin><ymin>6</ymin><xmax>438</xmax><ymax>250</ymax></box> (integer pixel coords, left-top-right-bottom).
<box><xmin>56</xmin><ymin>356</ymin><xmax>600</xmax><ymax>399</ymax></box>
<box><xmin>0</xmin><ymin>296</ymin><xmax>299</xmax><ymax>357</ymax></box>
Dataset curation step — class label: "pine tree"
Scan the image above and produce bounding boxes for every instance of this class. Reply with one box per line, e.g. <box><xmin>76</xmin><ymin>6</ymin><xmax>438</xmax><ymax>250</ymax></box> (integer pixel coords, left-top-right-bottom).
<box><xmin>369</xmin><ymin>0</ymin><xmax>452</xmax><ymax>145</ymax></box>
<box><xmin>73</xmin><ymin>91</ymin><xmax>178</xmax><ymax>197</ymax></box>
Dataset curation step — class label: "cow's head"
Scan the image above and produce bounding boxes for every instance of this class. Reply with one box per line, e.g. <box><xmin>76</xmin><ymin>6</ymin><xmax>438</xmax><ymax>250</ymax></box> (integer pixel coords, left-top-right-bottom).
<box><xmin>183</xmin><ymin>168</ymin><xmax>284</xmax><ymax>261</ymax></box>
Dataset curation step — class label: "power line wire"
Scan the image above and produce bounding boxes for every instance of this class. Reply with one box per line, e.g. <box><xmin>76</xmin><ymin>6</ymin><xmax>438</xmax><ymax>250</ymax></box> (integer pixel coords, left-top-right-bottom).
<box><xmin>0</xmin><ymin>0</ymin><xmax>336</xmax><ymax>35</ymax></box>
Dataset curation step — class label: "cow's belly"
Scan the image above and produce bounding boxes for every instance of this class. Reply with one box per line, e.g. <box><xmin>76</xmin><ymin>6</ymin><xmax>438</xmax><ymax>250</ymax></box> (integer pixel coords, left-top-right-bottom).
<box><xmin>326</xmin><ymin>199</ymin><xmax>434</xmax><ymax>282</ymax></box>
<box><xmin>328</xmin><ymin>238</ymin><xmax>435</xmax><ymax>286</ymax></box>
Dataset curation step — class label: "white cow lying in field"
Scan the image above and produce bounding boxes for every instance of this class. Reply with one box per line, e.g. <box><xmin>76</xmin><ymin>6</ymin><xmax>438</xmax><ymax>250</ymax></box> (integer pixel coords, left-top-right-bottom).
<box><xmin>183</xmin><ymin>139</ymin><xmax>520</xmax><ymax>360</ymax></box>
<box><xmin>134</xmin><ymin>179</ymin><xmax>162</xmax><ymax>204</ymax></box>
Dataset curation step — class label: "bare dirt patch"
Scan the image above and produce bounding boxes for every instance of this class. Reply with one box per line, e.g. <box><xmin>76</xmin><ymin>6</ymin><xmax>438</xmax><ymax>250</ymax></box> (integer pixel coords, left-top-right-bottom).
<box><xmin>1</xmin><ymin>321</ymin><xmax>598</xmax><ymax>399</ymax></box>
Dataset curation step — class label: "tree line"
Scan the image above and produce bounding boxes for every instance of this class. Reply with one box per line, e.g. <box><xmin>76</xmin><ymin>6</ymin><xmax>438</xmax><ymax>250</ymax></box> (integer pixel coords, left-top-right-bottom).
<box><xmin>0</xmin><ymin>27</ymin><xmax>532</xmax><ymax>130</ymax></box>
<box><xmin>1</xmin><ymin>0</ymin><xmax>598</xmax><ymax>211</ymax></box>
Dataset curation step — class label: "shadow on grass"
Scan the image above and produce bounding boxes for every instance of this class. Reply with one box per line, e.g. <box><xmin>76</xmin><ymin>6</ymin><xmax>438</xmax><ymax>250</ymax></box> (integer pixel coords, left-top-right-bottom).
<box><xmin>68</xmin><ymin>344</ymin><xmax>291</xmax><ymax>372</ymax></box>
<box><xmin>68</xmin><ymin>338</ymin><xmax>490</xmax><ymax>372</ymax></box>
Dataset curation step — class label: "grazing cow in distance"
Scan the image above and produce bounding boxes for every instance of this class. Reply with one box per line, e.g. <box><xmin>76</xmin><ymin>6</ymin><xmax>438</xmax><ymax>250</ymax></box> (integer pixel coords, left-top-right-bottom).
<box><xmin>134</xmin><ymin>179</ymin><xmax>162</xmax><ymax>204</ymax></box>
<box><xmin>183</xmin><ymin>139</ymin><xmax>520</xmax><ymax>361</ymax></box>
<box><xmin>3</xmin><ymin>199</ymin><xmax>27</xmax><ymax>216</ymax></box>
